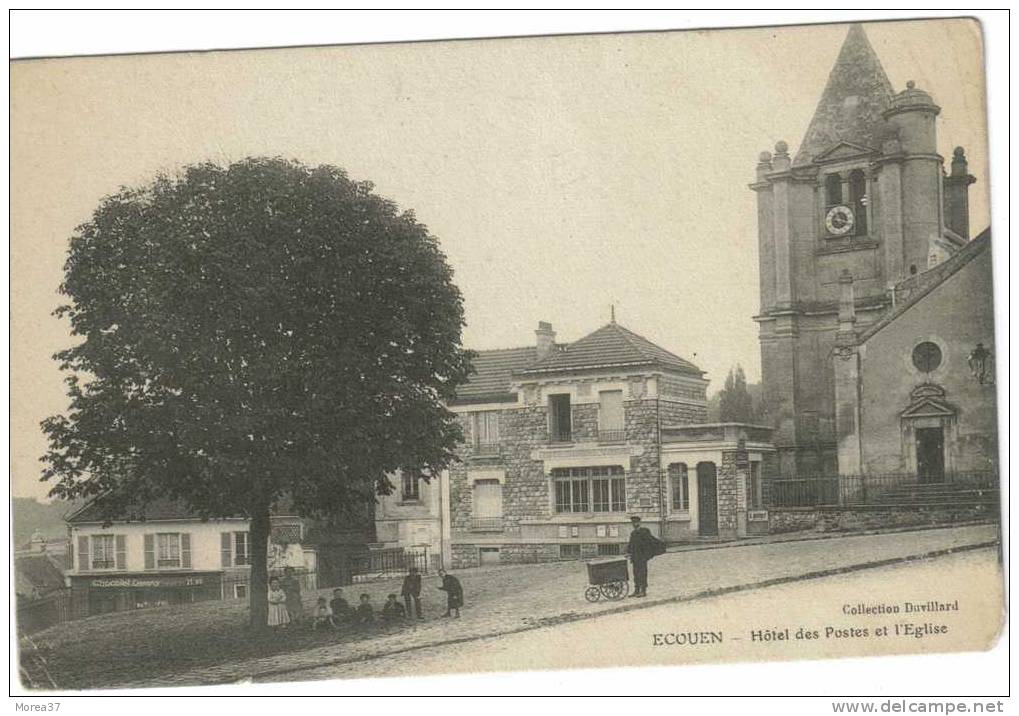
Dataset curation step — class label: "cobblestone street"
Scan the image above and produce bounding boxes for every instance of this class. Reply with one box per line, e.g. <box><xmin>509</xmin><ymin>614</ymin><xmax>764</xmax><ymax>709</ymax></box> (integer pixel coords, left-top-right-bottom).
<box><xmin>116</xmin><ymin>523</ymin><xmax>998</xmax><ymax>688</ymax></box>
<box><xmin>265</xmin><ymin>546</ymin><xmax>1002</xmax><ymax>683</ymax></box>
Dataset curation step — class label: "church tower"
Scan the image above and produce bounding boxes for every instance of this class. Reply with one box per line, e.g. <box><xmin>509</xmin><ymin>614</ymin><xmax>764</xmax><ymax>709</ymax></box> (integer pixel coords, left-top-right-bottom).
<box><xmin>751</xmin><ymin>24</ymin><xmax>973</xmax><ymax>477</ymax></box>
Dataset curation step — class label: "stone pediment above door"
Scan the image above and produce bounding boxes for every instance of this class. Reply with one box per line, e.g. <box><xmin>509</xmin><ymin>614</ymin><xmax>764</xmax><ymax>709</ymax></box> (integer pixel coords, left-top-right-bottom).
<box><xmin>901</xmin><ymin>383</ymin><xmax>956</xmax><ymax>420</ymax></box>
<box><xmin>813</xmin><ymin>140</ymin><xmax>876</xmax><ymax>164</ymax></box>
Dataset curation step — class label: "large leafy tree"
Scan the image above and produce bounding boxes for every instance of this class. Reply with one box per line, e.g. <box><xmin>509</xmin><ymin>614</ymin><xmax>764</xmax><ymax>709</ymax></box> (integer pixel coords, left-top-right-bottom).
<box><xmin>42</xmin><ymin>158</ymin><xmax>473</xmax><ymax>627</ymax></box>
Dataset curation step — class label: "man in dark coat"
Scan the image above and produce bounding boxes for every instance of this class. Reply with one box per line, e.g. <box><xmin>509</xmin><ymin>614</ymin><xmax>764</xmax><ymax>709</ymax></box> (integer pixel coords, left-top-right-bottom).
<box><xmin>625</xmin><ymin>515</ymin><xmax>658</xmax><ymax>598</ymax></box>
<box><xmin>401</xmin><ymin>565</ymin><xmax>423</xmax><ymax>619</ymax></box>
<box><xmin>437</xmin><ymin>569</ymin><xmax>463</xmax><ymax>618</ymax></box>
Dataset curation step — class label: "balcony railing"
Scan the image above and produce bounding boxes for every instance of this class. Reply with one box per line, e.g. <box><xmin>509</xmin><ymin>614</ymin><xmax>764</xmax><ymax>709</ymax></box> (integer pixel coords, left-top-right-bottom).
<box><xmin>471</xmin><ymin>516</ymin><xmax>504</xmax><ymax>531</ymax></box>
<box><xmin>548</xmin><ymin>430</ymin><xmax>573</xmax><ymax>445</ymax></box>
<box><xmin>598</xmin><ymin>429</ymin><xmax>625</xmax><ymax>444</ymax></box>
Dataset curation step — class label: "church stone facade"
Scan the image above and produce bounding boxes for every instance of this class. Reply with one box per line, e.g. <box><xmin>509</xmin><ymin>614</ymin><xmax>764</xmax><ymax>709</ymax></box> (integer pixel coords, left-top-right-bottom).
<box><xmin>752</xmin><ymin>24</ymin><xmax>992</xmax><ymax>479</ymax></box>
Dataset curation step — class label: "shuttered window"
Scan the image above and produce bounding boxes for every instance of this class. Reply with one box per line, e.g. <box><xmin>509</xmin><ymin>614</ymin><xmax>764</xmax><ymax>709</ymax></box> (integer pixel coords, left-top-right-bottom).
<box><xmin>157</xmin><ymin>533</ymin><xmax>180</xmax><ymax>568</ymax></box>
<box><xmin>115</xmin><ymin>535</ymin><xmax>127</xmax><ymax>570</ymax></box>
<box><xmin>472</xmin><ymin>411</ymin><xmax>500</xmax><ymax>446</ymax></box>
<box><xmin>181</xmin><ymin>533</ymin><xmax>192</xmax><ymax>569</ymax></box>
<box><xmin>221</xmin><ymin>532</ymin><xmax>232</xmax><ymax>568</ymax></box>
<box><xmin>77</xmin><ymin>535</ymin><xmax>88</xmax><ymax>572</ymax></box>
<box><xmin>223</xmin><ymin>531</ymin><xmax>250</xmax><ymax>566</ymax></box>
<box><xmin>91</xmin><ymin>534</ymin><xmax>116</xmax><ymax>569</ymax></box>
<box><xmin>144</xmin><ymin>534</ymin><xmax>155</xmax><ymax>570</ymax></box>
<box><xmin>152</xmin><ymin>532</ymin><xmax>191</xmax><ymax>569</ymax></box>
<box><xmin>234</xmin><ymin>532</ymin><xmax>249</xmax><ymax>565</ymax></box>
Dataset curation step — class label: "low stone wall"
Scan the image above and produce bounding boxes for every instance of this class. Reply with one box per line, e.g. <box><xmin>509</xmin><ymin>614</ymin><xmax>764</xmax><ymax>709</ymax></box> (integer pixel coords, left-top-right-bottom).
<box><xmin>450</xmin><ymin>544</ymin><xmax>479</xmax><ymax>569</ymax></box>
<box><xmin>498</xmin><ymin>543</ymin><xmax>559</xmax><ymax>564</ymax></box>
<box><xmin>770</xmin><ymin>504</ymin><xmax>999</xmax><ymax>535</ymax></box>
<box><xmin>450</xmin><ymin>542</ymin><xmax>573</xmax><ymax>568</ymax></box>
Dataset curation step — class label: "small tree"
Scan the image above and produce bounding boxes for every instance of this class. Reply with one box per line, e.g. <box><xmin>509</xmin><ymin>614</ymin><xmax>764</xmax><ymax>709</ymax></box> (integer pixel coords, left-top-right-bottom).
<box><xmin>42</xmin><ymin>158</ymin><xmax>473</xmax><ymax>627</ymax></box>
<box><xmin>718</xmin><ymin>364</ymin><xmax>755</xmax><ymax>423</ymax></box>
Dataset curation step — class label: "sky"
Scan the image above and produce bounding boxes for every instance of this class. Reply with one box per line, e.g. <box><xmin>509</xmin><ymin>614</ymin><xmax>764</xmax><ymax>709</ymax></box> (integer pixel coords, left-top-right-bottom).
<box><xmin>10</xmin><ymin>19</ymin><xmax>990</xmax><ymax>500</ymax></box>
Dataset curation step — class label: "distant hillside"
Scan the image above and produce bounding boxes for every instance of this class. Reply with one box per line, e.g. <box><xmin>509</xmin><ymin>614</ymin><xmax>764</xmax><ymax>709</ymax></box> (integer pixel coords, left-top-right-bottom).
<box><xmin>707</xmin><ymin>382</ymin><xmax>764</xmax><ymax>423</ymax></box>
<box><xmin>11</xmin><ymin>497</ymin><xmax>84</xmax><ymax>547</ymax></box>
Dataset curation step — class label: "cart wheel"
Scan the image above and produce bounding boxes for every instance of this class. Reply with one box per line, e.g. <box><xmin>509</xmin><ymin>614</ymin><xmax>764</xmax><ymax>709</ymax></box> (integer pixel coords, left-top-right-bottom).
<box><xmin>617</xmin><ymin>580</ymin><xmax>630</xmax><ymax>599</ymax></box>
<box><xmin>600</xmin><ymin>581</ymin><xmax>625</xmax><ymax>601</ymax></box>
<box><xmin>584</xmin><ymin>586</ymin><xmax>602</xmax><ymax>602</ymax></box>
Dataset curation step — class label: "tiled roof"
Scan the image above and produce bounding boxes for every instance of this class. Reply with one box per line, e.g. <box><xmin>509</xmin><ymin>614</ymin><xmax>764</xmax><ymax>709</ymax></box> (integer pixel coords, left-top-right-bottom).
<box><xmin>452</xmin><ymin>346</ymin><xmax>539</xmax><ymax>404</ymax></box>
<box><xmin>794</xmin><ymin>24</ymin><xmax>894</xmax><ymax>166</ymax></box>
<box><xmin>67</xmin><ymin>496</ymin><xmax>205</xmax><ymax>524</ymax></box>
<box><xmin>520</xmin><ymin>322</ymin><xmax>703</xmax><ymax>377</ymax></box>
<box><xmin>452</xmin><ymin>322</ymin><xmax>703</xmax><ymax>404</ymax></box>
<box><xmin>858</xmin><ymin>228</ymin><xmax>991</xmax><ymax>344</ymax></box>
<box><xmin>67</xmin><ymin>495</ymin><xmax>299</xmax><ymax>524</ymax></box>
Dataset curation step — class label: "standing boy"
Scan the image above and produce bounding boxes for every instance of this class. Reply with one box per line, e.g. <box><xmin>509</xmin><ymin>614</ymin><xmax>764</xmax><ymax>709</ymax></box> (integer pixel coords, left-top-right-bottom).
<box><xmin>401</xmin><ymin>565</ymin><xmax>423</xmax><ymax>619</ymax></box>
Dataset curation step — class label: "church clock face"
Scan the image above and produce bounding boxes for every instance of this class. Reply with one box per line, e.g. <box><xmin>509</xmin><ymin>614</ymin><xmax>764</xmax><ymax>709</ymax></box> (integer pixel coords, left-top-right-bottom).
<box><xmin>825</xmin><ymin>205</ymin><xmax>856</xmax><ymax>236</ymax></box>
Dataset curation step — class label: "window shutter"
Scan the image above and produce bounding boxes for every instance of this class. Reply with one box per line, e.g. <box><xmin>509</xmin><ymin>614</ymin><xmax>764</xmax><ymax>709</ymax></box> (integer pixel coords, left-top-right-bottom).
<box><xmin>77</xmin><ymin>535</ymin><xmax>89</xmax><ymax>571</ymax></box>
<box><xmin>221</xmin><ymin>532</ymin><xmax>232</xmax><ymax>567</ymax></box>
<box><xmin>115</xmin><ymin>535</ymin><xmax>127</xmax><ymax>570</ymax></box>
<box><xmin>144</xmin><ymin>534</ymin><xmax>155</xmax><ymax>570</ymax></box>
<box><xmin>235</xmin><ymin>532</ymin><xmax>249</xmax><ymax>566</ymax></box>
<box><xmin>181</xmin><ymin>533</ymin><xmax>192</xmax><ymax>569</ymax></box>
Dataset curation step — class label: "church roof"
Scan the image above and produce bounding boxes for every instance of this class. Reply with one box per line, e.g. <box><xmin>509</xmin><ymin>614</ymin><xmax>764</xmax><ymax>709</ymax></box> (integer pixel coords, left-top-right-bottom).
<box><xmin>794</xmin><ymin>24</ymin><xmax>894</xmax><ymax>166</ymax></box>
<box><xmin>451</xmin><ymin>322</ymin><xmax>703</xmax><ymax>404</ymax></box>
<box><xmin>857</xmin><ymin>228</ymin><xmax>991</xmax><ymax>344</ymax></box>
<box><xmin>518</xmin><ymin>322</ymin><xmax>703</xmax><ymax>377</ymax></box>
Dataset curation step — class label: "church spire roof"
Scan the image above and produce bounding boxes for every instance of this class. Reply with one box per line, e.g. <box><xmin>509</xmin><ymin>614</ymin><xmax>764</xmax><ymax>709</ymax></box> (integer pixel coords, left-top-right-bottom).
<box><xmin>794</xmin><ymin>24</ymin><xmax>894</xmax><ymax>166</ymax></box>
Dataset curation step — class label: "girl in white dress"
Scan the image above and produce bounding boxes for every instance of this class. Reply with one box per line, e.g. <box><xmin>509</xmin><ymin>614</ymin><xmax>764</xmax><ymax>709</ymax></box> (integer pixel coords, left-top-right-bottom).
<box><xmin>267</xmin><ymin>577</ymin><xmax>291</xmax><ymax>627</ymax></box>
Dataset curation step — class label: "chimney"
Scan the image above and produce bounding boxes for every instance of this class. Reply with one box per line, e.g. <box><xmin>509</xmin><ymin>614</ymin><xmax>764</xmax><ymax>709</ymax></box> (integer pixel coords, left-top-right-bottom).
<box><xmin>944</xmin><ymin>146</ymin><xmax>976</xmax><ymax>239</ymax></box>
<box><xmin>535</xmin><ymin>321</ymin><xmax>556</xmax><ymax>361</ymax></box>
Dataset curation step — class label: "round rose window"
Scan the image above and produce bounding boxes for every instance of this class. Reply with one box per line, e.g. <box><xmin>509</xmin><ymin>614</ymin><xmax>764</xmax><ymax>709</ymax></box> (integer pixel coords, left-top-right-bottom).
<box><xmin>912</xmin><ymin>341</ymin><xmax>942</xmax><ymax>373</ymax></box>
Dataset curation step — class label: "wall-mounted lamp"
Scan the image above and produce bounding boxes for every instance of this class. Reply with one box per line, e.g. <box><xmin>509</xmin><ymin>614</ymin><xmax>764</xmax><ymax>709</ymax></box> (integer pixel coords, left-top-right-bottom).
<box><xmin>967</xmin><ymin>343</ymin><xmax>994</xmax><ymax>385</ymax></box>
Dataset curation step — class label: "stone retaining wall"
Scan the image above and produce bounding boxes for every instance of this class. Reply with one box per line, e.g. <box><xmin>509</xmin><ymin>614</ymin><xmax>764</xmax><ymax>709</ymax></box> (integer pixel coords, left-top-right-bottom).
<box><xmin>769</xmin><ymin>504</ymin><xmax>999</xmax><ymax>534</ymax></box>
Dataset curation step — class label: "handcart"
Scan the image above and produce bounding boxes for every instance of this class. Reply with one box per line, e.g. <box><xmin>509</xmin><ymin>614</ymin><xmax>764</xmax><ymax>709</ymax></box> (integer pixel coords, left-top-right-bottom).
<box><xmin>584</xmin><ymin>557</ymin><xmax>630</xmax><ymax>602</ymax></box>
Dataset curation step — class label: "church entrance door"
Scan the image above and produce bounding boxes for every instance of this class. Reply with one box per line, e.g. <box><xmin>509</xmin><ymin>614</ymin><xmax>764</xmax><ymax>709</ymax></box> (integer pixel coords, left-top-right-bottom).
<box><xmin>916</xmin><ymin>427</ymin><xmax>945</xmax><ymax>483</ymax></box>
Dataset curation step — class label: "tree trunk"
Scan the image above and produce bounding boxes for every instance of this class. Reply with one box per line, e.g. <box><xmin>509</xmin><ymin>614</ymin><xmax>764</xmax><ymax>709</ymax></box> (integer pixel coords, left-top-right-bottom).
<box><xmin>248</xmin><ymin>504</ymin><xmax>270</xmax><ymax>629</ymax></box>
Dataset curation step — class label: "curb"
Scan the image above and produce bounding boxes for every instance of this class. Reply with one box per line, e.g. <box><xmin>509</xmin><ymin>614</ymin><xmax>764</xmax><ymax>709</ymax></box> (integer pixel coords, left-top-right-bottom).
<box><xmin>201</xmin><ymin>538</ymin><xmax>999</xmax><ymax>686</ymax></box>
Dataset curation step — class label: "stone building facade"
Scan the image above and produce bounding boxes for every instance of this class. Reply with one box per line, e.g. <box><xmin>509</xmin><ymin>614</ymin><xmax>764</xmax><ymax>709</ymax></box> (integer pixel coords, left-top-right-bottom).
<box><xmin>752</xmin><ymin>24</ymin><xmax>988</xmax><ymax>478</ymax></box>
<box><xmin>833</xmin><ymin>230</ymin><xmax>996</xmax><ymax>478</ymax></box>
<box><xmin>446</xmin><ymin>320</ymin><xmax>774</xmax><ymax>568</ymax></box>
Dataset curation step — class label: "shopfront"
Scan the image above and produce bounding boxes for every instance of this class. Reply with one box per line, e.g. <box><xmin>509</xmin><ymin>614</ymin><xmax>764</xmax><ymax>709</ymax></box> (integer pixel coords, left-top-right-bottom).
<box><xmin>70</xmin><ymin>572</ymin><xmax>223</xmax><ymax>617</ymax></box>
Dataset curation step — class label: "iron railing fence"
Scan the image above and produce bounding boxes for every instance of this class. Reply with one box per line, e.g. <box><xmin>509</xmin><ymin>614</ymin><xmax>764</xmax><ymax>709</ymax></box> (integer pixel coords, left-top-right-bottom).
<box><xmin>768</xmin><ymin>470</ymin><xmax>999</xmax><ymax>508</ymax></box>
<box><xmin>346</xmin><ymin>546</ymin><xmax>439</xmax><ymax>581</ymax></box>
<box><xmin>16</xmin><ymin>589</ymin><xmax>72</xmax><ymax>635</ymax></box>
<box><xmin>597</xmin><ymin>429</ymin><xmax>626</xmax><ymax>444</ymax></box>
